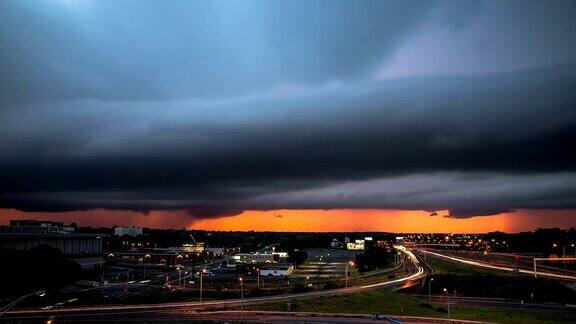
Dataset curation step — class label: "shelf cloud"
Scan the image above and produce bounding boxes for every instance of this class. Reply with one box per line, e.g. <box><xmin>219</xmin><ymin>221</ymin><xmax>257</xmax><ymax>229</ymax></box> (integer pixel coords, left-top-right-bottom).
<box><xmin>1</xmin><ymin>0</ymin><xmax>575</xmax><ymax>220</ymax></box>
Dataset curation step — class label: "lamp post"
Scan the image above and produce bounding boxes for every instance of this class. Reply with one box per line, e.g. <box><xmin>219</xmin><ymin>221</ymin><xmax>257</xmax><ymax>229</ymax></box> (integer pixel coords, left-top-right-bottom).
<box><xmin>562</xmin><ymin>244</ymin><xmax>575</xmax><ymax>257</ymax></box>
<box><xmin>200</xmin><ymin>268</ymin><xmax>206</xmax><ymax>302</ymax></box>
<box><xmin>552</xmin><ymin>243</ymin><xmax>558</xmax><ymax>255</ymax></box>
<box><xmin>443</xmin><ymin>288</ymin><xmax>450</xmax><ymax>320</ymax></box>
<box><xmin>428</xmin><ymin>278</ymin><xmax>434</xmax><ymax>303</ymax></box>
<box><xmin>177</xmin><ymin>266</ymin><xmax>183</xmax><ymax>289</ymax></box>
<box><xmin>345</xmin><ymin>261</ymin><xmax>354</xmax><ymax>288</ymax></box>
<box><xmin>143</xmin><ymin>254</ymin><xmax>150</xmax><ymax>279</ymax></box>
<box><xmin>239</xmin><ymin>277</ymin><xmax>244</xmax><ymax>319</ymax></box>
<box><xmin>0</xmin><ymin>290</ymin><xmax>45</xmax><ymax>317</ymax></box>
<box><xmin>125</xmin><ymin>270</ymin><xmax>131</xmax><ymax>294</ymax></box>
<box><xmin>256</xmin><ymin>268</ymin><xmax>260</xmax><ymax>289</ymax></box>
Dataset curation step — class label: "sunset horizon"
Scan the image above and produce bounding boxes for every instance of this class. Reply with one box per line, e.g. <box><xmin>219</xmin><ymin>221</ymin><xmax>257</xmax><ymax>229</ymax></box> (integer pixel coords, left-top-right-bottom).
<box><xmin>3</xmin><ymin>208</ymin><xmax>575</xmax><ymax>234</ymax></box>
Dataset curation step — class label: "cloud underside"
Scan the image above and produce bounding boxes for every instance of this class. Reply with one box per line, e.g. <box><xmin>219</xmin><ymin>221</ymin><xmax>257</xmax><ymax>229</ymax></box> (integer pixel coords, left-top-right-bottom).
<box><xmin>1</xmin><ymin>63</ymin><xmax>575</xmax><ymax>218</ymax></box>
<box><xmin>1</xmin><ymin>1</ymin><xmax>576</xmax><ymax>219</ymax></box>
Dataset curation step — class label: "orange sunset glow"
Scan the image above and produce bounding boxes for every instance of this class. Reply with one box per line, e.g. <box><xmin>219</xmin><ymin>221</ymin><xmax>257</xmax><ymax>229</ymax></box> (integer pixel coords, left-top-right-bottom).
<box><xmin>190</xmin><ymin>209</ymin><xmax>576</xmax><ymax>233</ymax></box>
<box><xmin>2</xmin><ymin>208</ymin><xmax>575</xmax><ymax>233</ymax></box>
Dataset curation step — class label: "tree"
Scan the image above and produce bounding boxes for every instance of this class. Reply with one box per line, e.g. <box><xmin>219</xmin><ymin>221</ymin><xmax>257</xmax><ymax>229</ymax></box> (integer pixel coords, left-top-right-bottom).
<box><xmin>0</xmin><ymin>245</ymin><xmax>84</xmax><ymax>298</ymax></box>
<box><xmin>355</xmin><ymin>245</ymin><xmax>393</xmax><ymax>273</ymax></box>
<box><xmin>287</xmin><ymin>250</ymin><xmax>308</xmax><ymax>268</ymax></box>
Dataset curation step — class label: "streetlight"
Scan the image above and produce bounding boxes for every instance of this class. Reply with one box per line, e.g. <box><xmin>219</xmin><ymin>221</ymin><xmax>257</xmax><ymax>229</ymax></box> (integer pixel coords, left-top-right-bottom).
<box><xmin>562</xmin><ymin>244</ymin><xmax>575</xmax><ymax>257</ymax></box>
<box><xmin>0</xmin><ymin>290</ymin><xmax>46</xmax><ymax>317</ymax></box>
<box><xmin>143</xmin><ymin>254</ymin><xmax>151</xmax><ymax>280</ymax></box>
<box><xmin>200</xmin><ymin>268</ymin><xmax>207</xmax><ymax>302</ymax></box>
<box><xmin>124</xmin><ymin>270</ymin><xmax>131</xmax><ymax>294</ymax></box>
<box><xmin>345</xmin><ymin>261</ymin><xmax>354</xmax><ymax>288</ymax></box>
<box><xmin>428</xmin><ymin>278</ymin><xmax>434</xmax><ymax>303</ymax></box>
<box><xmin>256</xmin><ymin>267</ymin><xmax>260</xmax><ymax>289</ymax></box>
<box><xmin>443</xmin><ymin>288</ymin><xmax>450</xmax><ymax>320</ymax></box>
<box><xmin>177</xmin><ymin>265</ymin><xmax>184</xmax><ymax>288</ymax></box>
<box><xmin>239</xmin><ymin>277</ymin><xmax>244</xmax><ymax>319</ymax></box>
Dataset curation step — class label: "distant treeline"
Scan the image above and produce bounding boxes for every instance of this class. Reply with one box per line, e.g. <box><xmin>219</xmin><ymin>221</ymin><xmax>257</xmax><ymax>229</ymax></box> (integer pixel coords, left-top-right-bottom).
<box><xmin>0</xmin><ymin>245</ymin><xmax>84</xmax><ymax>299</ymax></box>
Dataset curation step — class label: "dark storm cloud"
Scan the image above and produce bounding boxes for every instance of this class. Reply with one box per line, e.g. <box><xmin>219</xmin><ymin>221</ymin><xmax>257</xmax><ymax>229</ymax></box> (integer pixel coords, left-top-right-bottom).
<box><xmin>1</xmin><ymin>62</ymin><xmax>575</xmax><ymax>217</ymax></box>
<box><xmin>0</xmin><ymin>0</ymin><xmax>434</xmax><ymax>105</ymax></box>
<box><xmin>1</xmin><ymin>0</ymin><xmax>575</xmax><ymax>218</ymax></box>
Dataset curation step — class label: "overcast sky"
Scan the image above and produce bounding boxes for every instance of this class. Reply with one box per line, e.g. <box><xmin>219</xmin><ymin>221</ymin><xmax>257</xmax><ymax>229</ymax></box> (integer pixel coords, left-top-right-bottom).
<box><xmin>1</xmin><ymin>0</ymin><xmax>575</xmax><ymax>223</ymax></box>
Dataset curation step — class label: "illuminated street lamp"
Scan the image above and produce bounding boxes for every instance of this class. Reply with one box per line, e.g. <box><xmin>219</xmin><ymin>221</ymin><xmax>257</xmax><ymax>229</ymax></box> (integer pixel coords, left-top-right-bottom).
<box><xmin>0</xmin><ymin>290</ymin><xmax>45</xmax><ymax>317</ymax></box>
<box><xmin>502</xmin><ymin>241</ymin><xmax>509</xmax><ymax>252</ymax></box>
<box><xmin>143</xmin><ymin>254</ymin><xmax>151</xmax><ymax>279</ymax></box>
<box><xmin>239</xmin><ymin>277</ymin><xmax>244</xmax><ymax>318</ymax></box>
<box><xmin>256</xmin><ymin>267</ymin><xmax>260</xmax><ymax>289</ymax></box>
<box><xmin>562</xmin><ymin>244</ymin><xmax>575</xmax><ymax>257</ymax></box>
<box><xmin>345</xmin><ymin>261</ymin><xmax>354</xmax><ymax>288</ymax></box>
<box><xmin>199</xmin><ymin>268</ymin><xmax>207</xmax><ymax>302</ymax></box>
<box><xmin>176</xmin><ymin>265</ymin><xmax>184</xmax><ymax>288</ymax></box>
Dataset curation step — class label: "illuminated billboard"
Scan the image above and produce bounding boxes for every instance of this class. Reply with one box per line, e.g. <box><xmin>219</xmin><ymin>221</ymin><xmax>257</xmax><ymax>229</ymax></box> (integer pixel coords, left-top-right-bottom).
<box><xmin>346</xmin><ymin>239</ymin><xmax>365</xmax><ymax>250</ymax></box>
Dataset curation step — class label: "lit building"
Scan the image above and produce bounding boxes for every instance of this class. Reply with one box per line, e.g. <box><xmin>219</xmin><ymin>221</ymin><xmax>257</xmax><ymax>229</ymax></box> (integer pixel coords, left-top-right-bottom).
<box><xmin>0</xmin><ymin>220</ymin><xmax>104</xmax><ymax>269</ymax></box>
<box><xmin>113</xmin><ymin>226</ymin><xmax>143</xmax><ymax>237</ymax></box>
<box><xmin>0</xmin><ymin>232</ymin><xmax>102</xmax><ymax>255</ymax></box>
<box><xmin>230</xmin><ymin>253</ymin><xmax>277</xmax><ymax>264</ymax></box>
<box><xmin>182</xmin><ymin>242</ymin><xmax>205</xmax><ymax>253</ymax></box>
<box><xmin>260</xmin><ymin>264</ymin><xmax>294</xmax><ymax>277</ymax></box>
<box><xmin>8</xmin><ymin>219</ymin><xmax>75</xmax><ymax>234</ymax></box>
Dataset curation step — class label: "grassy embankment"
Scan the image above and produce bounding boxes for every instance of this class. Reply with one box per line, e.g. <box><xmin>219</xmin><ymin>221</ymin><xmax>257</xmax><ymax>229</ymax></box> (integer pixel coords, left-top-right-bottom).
<box><xmin>240</xmin><ymin>287</ymin><xmax>576</xmax><ymax>323</ymax></box>
<box><xmin>239</xmin><ymin>256</ymin><xmax>576</xmax><ymax>323</ymax></box>
<box><xmin>426</xmin><ymin>257</ymin><xmax>576</xmax><ymax>303</ymax></box>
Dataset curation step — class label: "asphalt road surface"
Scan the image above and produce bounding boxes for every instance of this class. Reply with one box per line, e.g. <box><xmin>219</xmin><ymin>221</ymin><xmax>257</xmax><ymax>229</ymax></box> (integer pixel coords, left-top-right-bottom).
<box><xmin>3</xmin><ymin>310</ymin><xmax>492</xmax><ymax>324</ymax></box>
<box><xmin>3</xmin><ymin>247</ymin><xmax>427</xmax><ymax>321</ymax></box>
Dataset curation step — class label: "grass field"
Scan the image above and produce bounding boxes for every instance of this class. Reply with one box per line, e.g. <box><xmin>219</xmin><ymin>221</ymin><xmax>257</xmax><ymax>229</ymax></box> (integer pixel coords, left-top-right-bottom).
<box><xmin>241</xmin><ymin>289</ymin><xmax>576</xmax><ymax>324</ymax></box>
<box><xmin>424</xmin><ymin>257</ymin><xmax>576</xmax><ymax>303</ymax></box>
<box><xmin>426</xmin><ymin>256</ymin><xmax>504</xmax><ymax>276</ymax></box>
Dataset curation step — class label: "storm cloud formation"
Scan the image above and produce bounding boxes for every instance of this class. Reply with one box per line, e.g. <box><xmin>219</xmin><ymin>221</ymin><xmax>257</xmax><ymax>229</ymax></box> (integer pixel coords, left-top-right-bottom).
<box><xmin>1</xmin><ymin>0</ymin><xmax>575</xmax><ymax>219</ymax></box>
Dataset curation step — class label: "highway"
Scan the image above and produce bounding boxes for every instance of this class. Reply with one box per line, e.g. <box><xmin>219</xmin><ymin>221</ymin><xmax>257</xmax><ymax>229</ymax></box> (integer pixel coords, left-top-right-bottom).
<box><xmin>422</xmin><ymin>295</ymin><xmax>576</xmax><ymax>312</ymax></box>
<box><xmin>421</xmin><ymin>250</ymin><xmax>576</xmax><ymax>281</ymax></box>
<box><xmin>4</xmin><ymin>310</ymin><xmax>491</xmax><ymax>323</ymax></box>
<box><xmin>4</xmin><ymin>246</ymin><xmax>427</xmax><ymax>320</ymax></box>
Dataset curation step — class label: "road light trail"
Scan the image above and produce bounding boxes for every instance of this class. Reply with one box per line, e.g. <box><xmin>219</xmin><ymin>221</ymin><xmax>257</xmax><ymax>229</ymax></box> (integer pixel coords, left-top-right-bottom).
<box><xmin>7</xmin><ymin>246</ymin><xmax>427</xmax><ymax>317</ymax></box>
<box><xmin>421</xmin><ymin>250</ymin><xmax>576</xmax><ymax>281</ymax></box>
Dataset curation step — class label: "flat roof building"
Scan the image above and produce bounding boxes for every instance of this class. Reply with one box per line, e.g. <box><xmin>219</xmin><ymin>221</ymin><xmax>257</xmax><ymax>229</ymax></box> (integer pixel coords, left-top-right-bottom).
<box><xmin>113</xmin><ymin>226</ymin><xmax>143</xmax><ymax>237</ymax></box>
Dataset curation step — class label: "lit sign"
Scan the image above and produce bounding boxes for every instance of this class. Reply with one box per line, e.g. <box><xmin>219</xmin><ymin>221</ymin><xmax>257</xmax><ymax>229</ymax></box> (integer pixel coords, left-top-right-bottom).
<box><xmin>347</xmin><ymin>240</ymin><xmax>365</xmax><ymax>250</ymax></box>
